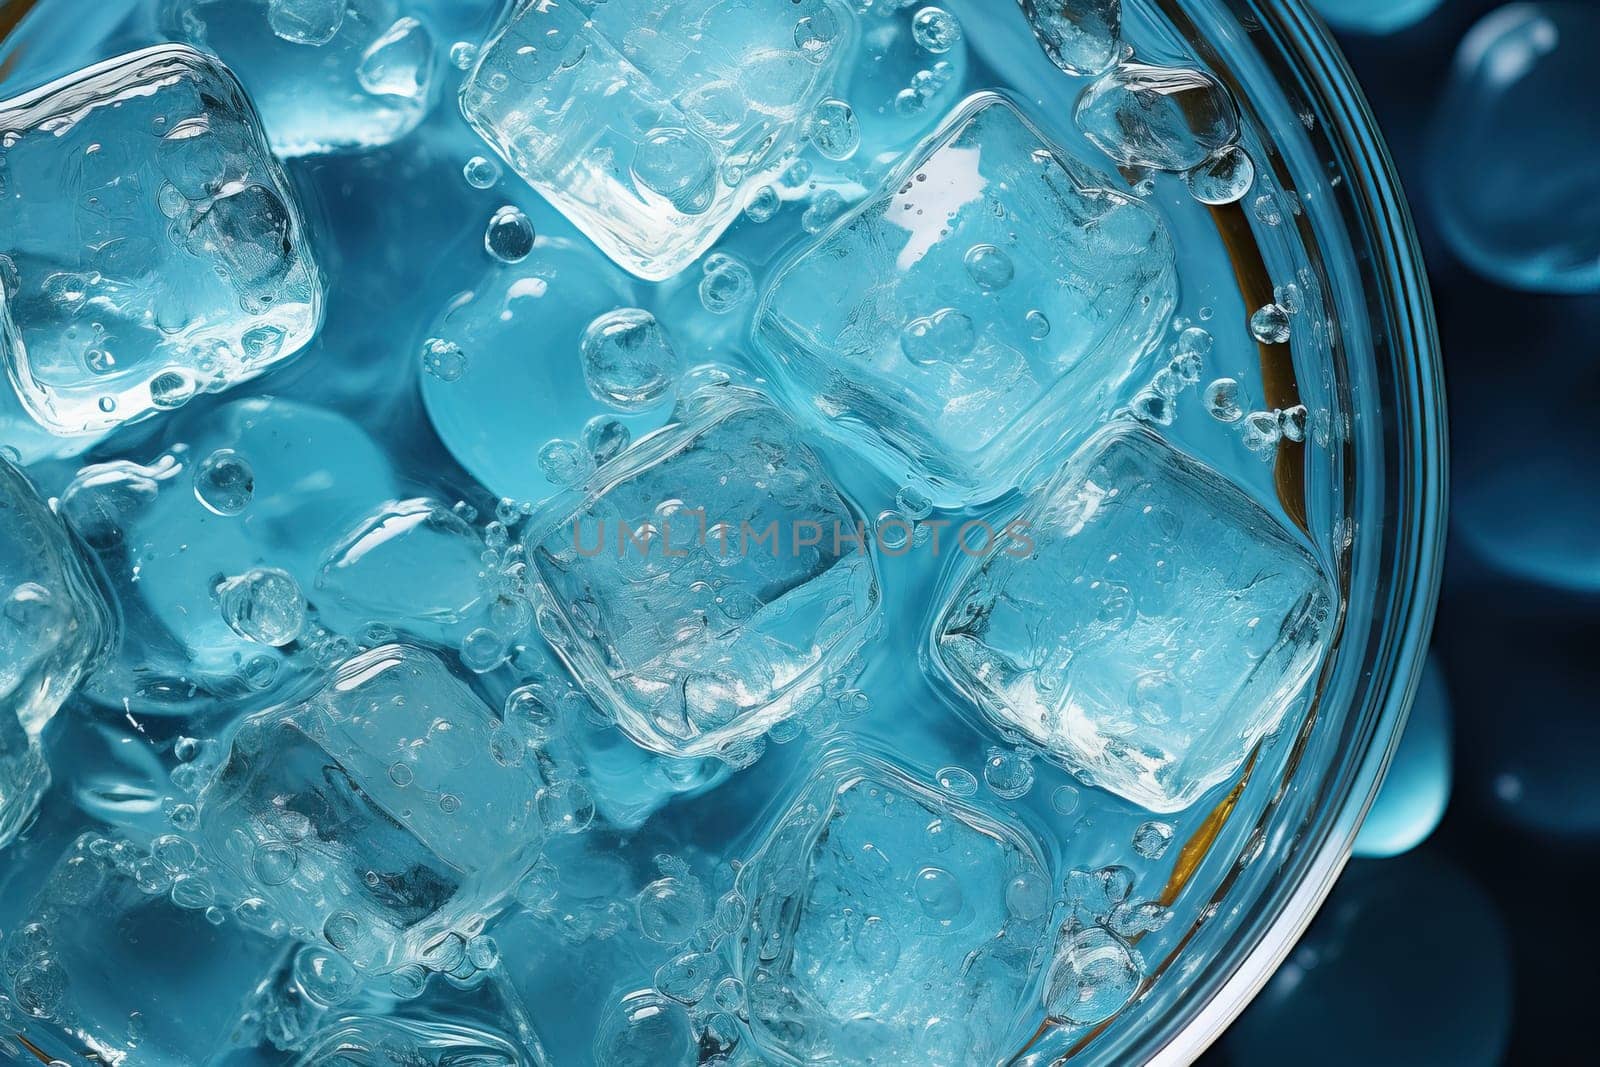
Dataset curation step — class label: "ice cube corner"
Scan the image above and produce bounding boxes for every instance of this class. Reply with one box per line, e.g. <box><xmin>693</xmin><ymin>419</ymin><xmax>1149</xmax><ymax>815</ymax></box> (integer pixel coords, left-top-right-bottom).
<box><xmin>460</xmin><ymin>0</ymin><xmax>854</xmax><ymax>281</ymax></box>
<box><xmin>930</xmin><ymin>421</ymin><xmax>1337</xmax><ymax>812</ymax></box>
<box><xmin>0</xmin><ymin>44</ymin><xmax>323</xmax><ymax>437</ymax></box>
<box><xmin>754</xmin><ymin>91</ymin><xmax>1178</xmax><ymax>508</ymax></box>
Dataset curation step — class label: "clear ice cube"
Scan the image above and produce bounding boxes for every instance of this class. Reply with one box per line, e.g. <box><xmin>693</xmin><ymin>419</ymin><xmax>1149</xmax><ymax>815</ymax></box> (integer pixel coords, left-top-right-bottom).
<box><xmin>195</xmin><ymin>644</ymin><xmax>544</xmax><ymax>973</ymax></box>
<box><xmin>460</xmin><ymin>0</ymin><xmax>855</xmax><ymax>280</ymax></box>
<box><xmin>754</xmin><ymin>92</ymin><xmax>1178</xmax><ymax>508</ymax></box>
<box><xmin>0</xmin><ymin>45</ymin><xmax>323</xmax><ymax>436</ymax></box>
<box><xmin>731</xmin><ymin>749</ymin><xmax>1052</xmax><ymax>1065</ymax></box>
<box><xmin>930</xmin><ymin>421</ymin><xmax>1337</xmax><ymax>813</ymax></box>
<box><xmin>0</xmin><ymin>833</ymin><xmax>280</xmax><ymax>1063</ymax></box>
<box><xmin>0</xmin><ymin>458</ymin><xmax>113</xmax><ymax>848</ymax></box>
<box><xmin>166</xmin><ymin>0</ymin><xmax>440</xmax><ymax>156</ymax></box>
<box><xmin>528</xmin><ymin>383</ymin><xmax>882</xmax><ymax>760</ymax></box>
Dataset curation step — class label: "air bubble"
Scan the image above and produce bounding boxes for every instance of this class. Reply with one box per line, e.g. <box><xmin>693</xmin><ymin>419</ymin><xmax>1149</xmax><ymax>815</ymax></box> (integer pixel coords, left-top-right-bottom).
<box><xmin>964</xmin><ymin>243</ymin><xmax>1015</xmax><ymax>290</ymax></box>
<box><xmin>485</xmin><ymin>206</ymin><xmax>535</xmax><ymax>263</ymax></box>
<box><xmin>1250</xmin><ymin>303</ymin><xmax>1292</xmax><ymax>344</ymax></box>
<box><xmin>217</xmin><ymin>567</ymin><xmax>306</xmax><ymax>646</ymax></box>
<box><xmin>580</xmin><ymin>308</ymin><xmax>680</xmax><ymax>411</ymax></box>
<box><xmin>912</xmin><ymin>7</ymin><xmax>963</xmax><ymax>54</ymax></box>
<box><xmin>809</xmin><ymin>99</ymin><xmax>860</xmax><ymax>160</ymax></box>
<box><xmin>193</xmin><ymin>448</ymin><xmax>254</xmax><ymax>516</ymax></box>
<box><xmin>464</xmin><ymin>155</ymin><xmax>501</xmax><ymax>189</ymax></box>
<box><xmin>1204</xmin><ymin>378</ymin><xmax>1243</xmax><ymax>422</ymax></box>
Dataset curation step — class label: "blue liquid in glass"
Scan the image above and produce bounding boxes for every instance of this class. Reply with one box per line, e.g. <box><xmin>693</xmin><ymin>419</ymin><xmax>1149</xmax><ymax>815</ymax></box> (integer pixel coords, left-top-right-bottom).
<box><xmin>0</xmin><ymin>2</ymin><xmax>1348</xmax><ymax>1063</ymax></box>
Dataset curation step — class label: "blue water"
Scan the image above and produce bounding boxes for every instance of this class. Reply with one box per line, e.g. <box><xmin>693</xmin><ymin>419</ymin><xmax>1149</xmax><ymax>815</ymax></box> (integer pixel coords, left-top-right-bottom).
<box><xmin>0</xmin><ymin>2</ymin><xmax>1344</xmax><ymax>1064</ymax></box>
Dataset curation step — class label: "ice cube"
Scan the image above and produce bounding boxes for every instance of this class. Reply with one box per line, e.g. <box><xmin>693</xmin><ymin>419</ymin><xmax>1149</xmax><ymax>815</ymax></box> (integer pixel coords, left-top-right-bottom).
<box><xmin>930</xmin><ymin>421</ymin><xmax>1337</xmax><ymax>813</ymax></box>
<box><xmin>528</xmin><ymin>383</ymin><xmax>882</xmax><ymax>760</ymax></box>
<box><xmin>0</xmin><ymin>458</ymin><xmax>113</xmax><ymax>848</ymax></box>
<box><xmin>195</xmin><ymin>644</ymin><xmax>544</xmax><ymax>973</ymax></box>
<box><xmin>754</xmin><ymin>92</ymin><xmax>1177</xmax><ymax>508</ymax></box>
<box><xmin>60</xmin><ymin>396</ymin><xmax>398</xmax><ymax>715</ymax></box>
<box><xmin>459</xmin><ymin>0</ymin><xmax>855</xmax><ymax>280</ymax></box>
<box><xmin>0</xmin><ymin>833</ymin><xmax>280</xmax><ymax>1063</ymax></box>
<box><xmin>731</xmin><ymin>748</ymin><xmax>1052</xmax><ymax>1065</ymax></box>
<box><xmin>0</xmin><ymin>45</ymin><xmax>323</xmax><ymax>436</ymax></box>
<box><xmin>166</xmin><ymin>1</ymin><xmax>440</xmax><ymax>156</ymax></box>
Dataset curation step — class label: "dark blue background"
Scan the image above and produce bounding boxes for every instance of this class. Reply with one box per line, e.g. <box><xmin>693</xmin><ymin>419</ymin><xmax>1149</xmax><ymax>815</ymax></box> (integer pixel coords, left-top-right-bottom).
<box><xmin>1205</xmin><ymin>3</ymin><xmax>1598</xmax><ymax>1064</ymax></box>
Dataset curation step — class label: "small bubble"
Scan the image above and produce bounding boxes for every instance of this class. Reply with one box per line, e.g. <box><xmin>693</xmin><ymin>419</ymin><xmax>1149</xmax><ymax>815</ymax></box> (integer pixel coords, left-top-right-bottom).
<box><xmin>1006</xmin><ymin>871</ymin><xmax>1049</xmax><ymax>920</ymax></box>
<box><xmin>1052</xmin><ymin>785</ymin><xmax>1081</xmax><ymax>815</ymax></box>
<box><xmin>936</xmin><ymin>766</ymin><xmax>979</xmax><ymax>797</ymax></box>
<box><xmin>983</xmin><ymin>747</ymin><xmax>1035</xmax><ymax>799</ymax></box>
<box><xmin>900</xmin><ymin>308</ymin><xmax>976</xmax><ymax>366</ymax></box>
<box><xmin>251</xmin><ymin>844</ymin><xmax>298</xmax><ymax>886</ymax></box>
<box><xmin>538</xmin><ymin>781</ymin><xmax>596</xmax><ymax>834</ymax></box>
<box><xmin>964</xmin><ymin>243</ymin><xmax>1015</xmax><ymax>291</ymax></box>
<box><xmin>1045</xmin><ymin>927</ymin><xmax>1140</xmax><ymax>1025</ymax></box>
<box><xmin>1185</xmin><ymin>145</ymin><xmax>1256</xmax><ymax>205</ymax></box>
<box><xmin>581</xmin><ymin>308</ymin><xmax>680</xmax><ymax>411</ymax></box>
<box><xmin>1250</xmin><ymin>303</ymin><xmax>1292</xmax><ymax>344</ymax></box>
<box><xmin>1026</xmin><ymin>309</ymin><xmax>1052</xmax><ymax>340</ymax></box>
<box><xmin>149</xmin><ymin>370</ymin><xmax>196</xmax><ymax>410</ymax></box>
<box><xmin>583</xmin><ymin>415</ymin><xmax>632</xmax><ymax>465</ymax></box>
<box><xmin>794</xmin><ymin>9</ymin><xmax>841</xmax><ymax>61</ymax></box>
<box><xmin>914</xmin><ymin>866</ymin><xmax>964</xmax><ymax>921</ymax></box>
<box><xmin>745</xmin><ymin>185</ymin><xmax>781</xmax><ymax>223</ymax></box>
<box><xmin>1279</xmin><ymin>404</ymin><xmax>1309</xmax><ymax>443</ymax></box>
<box><xmin>450</xmin><ymin>41</ymin><xmax>478</xmax><ymax>70</ymax></box>
<box><xmin>217</xmin><ymin>567</ymin><xmax>305</xmax><ymax>646</ymax></box>
<box><xmin>485</xmin><ymin>205</ymin><xmax>535</xmax><ymax>263</ymax></box>
<box><xmin>389</xmin><ymin>965</ymin><xmax>428</xmax><ymax>999</ymax></box>
<box><xmin>421</xmin><ymin>338</ymin><xmax>468</xmax><ymax>382</ymax></box>
<box><xmin>539</xmin><ymin>438</ymin><xmax>592</xmax><ymax>488</ymax></box>
<box><xmin>1252</xmin><ymin>193</ymin><xmax>1283</xmax><ymax>226</ymax></box>
<box><xmin>1203</xmin><ymin>378</ymin><xmax>1243</xmax><ymax>423</ymax></box>
<box><xmin>912</xmin><ymin>6</ymin><xmax>963</xmax><ymax>53</ymax></box>
<box><xmin>464</xmin><ymin>155</ymin><xmax>501</xmax><ymax>189</ymax></box>
<box><xmin>1242</xmin><ymin>409</ymin><xmax>1282</xmax><ymax>455</ymax></box>
<box><xmin>699</xmin><ymin>256</ymin><xmax>754</xmax><ymax>315</ymax></box>
<box><xmin>802</xmin><ymin>189</ymin><xmax>847</xmax><ymax>233</ymax></box>
<box><xmin>193</xmin><ymin>448</ymin><xmax>254</xmax><ymax>516</ymax></box>
<box><xmin>1132</xmin><ymin>820</ymin><xmax>1175</xmax><ymax>860</ymax></box>
<box><xmin>459</xmin><ymin>627</ymin><xmax>507</xmax><ymax>673</ymax></box>
<box><xmin>809</xmin><ymin>98</ymin><xmax>860</xmax><ymax>160</ymax></box>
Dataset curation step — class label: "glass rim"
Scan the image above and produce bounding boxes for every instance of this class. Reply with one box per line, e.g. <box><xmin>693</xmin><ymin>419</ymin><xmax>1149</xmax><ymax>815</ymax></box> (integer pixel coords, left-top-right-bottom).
<box><xmin>1121</xmin><ymin>0</ymin><xmax>1449</xmax><ymax>1061</ymax></box>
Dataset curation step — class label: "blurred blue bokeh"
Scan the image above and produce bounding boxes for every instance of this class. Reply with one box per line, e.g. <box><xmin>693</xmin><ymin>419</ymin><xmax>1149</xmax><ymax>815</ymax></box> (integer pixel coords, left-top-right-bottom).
<box><xmin>1206</xmin><ymin>1</ymin><xmax>1600</xmax><ymax>1063</ymax></box>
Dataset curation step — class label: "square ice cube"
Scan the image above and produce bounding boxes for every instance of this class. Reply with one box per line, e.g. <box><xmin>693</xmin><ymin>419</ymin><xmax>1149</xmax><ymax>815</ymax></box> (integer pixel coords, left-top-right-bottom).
<box><xmin>0</xmin><ymin>833</ymin><xmax>281</xmax><ymax>1064</ymax></box>
<box><xmin>528</xmin><ymin>383</ymin><xmax>882</xmax><ymax>760</ymax></box>
<box><xmin>754</xmin><ymin>92</ymin><xmax>1178</xmax><ymax>508</ymax></box>
<box><xmin>460</xmin><ymin>0</ymin><xmax>854</xmax><ymax>280</ymax></box>
<box><xmin>930</xmin><ymin>421</ymin><xmax>1337</xmax><ymax>813</ymax></box>
<box><xmin>166</xmin><ymin>0</ymin><xmax>441</xmax><ymax>157</ymax></box>
<box><xmin>196</xmin><ymin>644</ymin><xmax>544</xmax><ymax>973</ymax></box>
<box><xmin>731</xmin><ymin>749</ymin><xmax>1052</xmax><ymax>1065</ymax></box>
<box><xmin>0</xmin><ymin>45</ymin><xmax>323</xmax><ymax>436</ymax></box>
<box><xmin>0</xmin><ymin>457</ymin><xmax>112</xmax><ymax>846</ymax></box>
